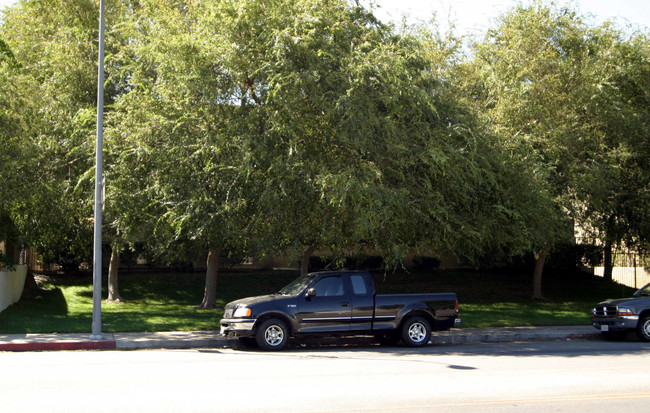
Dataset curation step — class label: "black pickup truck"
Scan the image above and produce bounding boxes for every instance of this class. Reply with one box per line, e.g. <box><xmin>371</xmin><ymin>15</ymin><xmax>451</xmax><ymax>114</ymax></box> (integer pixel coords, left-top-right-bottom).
<box><xmin>220</xmin><ymin>270</ymin><xmax>460</xmax><ymax>350</ymax></box>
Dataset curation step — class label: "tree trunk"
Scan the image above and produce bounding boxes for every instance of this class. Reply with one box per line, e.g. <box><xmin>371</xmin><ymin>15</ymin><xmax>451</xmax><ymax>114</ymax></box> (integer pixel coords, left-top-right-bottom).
<box><xmin>197</xmin><ymin>248</ymin><xmax>221</xmax><ymax>309</ymax></box>
<box><xmin>603</xmin><ymin>241</ymin><xmax>613</xmax><ymax>282</ymax></box>
<box><xmin>301</xmin><ymin>244</ymin><xmax>316</xmax><ymax>275</ymax></box>
<box><xmin>17</xmin><ymin>247</ymin><xmax>39</xmax><ymax>294</ymax></box>
<box><xmin>107</xmin><ymin>249</ymin><xmax>123</xmax><ymax>302</ymax></box>
<box><xmin>532</xmin><ymin>241</ymin><xmax>552</xmax><ymax>300</ymax></box>
<box><xmin>22</xmin><ymin>270</ymin><xmax>39</xmax><ymax>293</ymax></box>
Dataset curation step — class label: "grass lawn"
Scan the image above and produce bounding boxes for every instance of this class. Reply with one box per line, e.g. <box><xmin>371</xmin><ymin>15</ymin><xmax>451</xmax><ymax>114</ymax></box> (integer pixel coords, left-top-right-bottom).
<box><xmin>375</xmin><ymin>268</ymin><xmax>635</xmax><ymax>328</ymax></box>
<box><xmin>0</xmin><ymin>267</ymin><xmax>636</xmax><ymax>334</ymax></box>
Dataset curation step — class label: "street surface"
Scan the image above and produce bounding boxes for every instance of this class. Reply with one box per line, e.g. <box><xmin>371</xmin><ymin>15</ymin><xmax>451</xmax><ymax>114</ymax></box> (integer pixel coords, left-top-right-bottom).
<box><xmin>1</xmin><ymin>340</ymin><xmax>649</xmax><ymax>412</ymax></box>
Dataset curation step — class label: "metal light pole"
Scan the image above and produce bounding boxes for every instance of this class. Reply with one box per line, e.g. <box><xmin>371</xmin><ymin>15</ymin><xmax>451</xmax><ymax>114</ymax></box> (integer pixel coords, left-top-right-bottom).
<box><xmin>91</xmin><ymin>0</ymin><xmax>106</xmax><ymax>340</ymax></box>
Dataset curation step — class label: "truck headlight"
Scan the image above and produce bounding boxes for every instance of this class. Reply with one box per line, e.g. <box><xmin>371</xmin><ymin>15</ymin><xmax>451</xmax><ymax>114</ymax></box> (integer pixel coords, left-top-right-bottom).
<box><xmin>233</xmin><ymin>307</ymin><xmax>252</xmax><ymax>318</ymax></box>
<box><xmin>617</xmin><ymin>307</ymin><xmax>634</xmax><ymax>316</ymax></box>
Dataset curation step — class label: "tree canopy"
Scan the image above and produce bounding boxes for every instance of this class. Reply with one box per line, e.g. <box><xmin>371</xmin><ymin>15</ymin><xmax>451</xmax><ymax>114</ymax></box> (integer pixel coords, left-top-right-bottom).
<box><xmin>466</xmin><ymin>1</ymin><xmax>650</xmax><ymax>291</ymax></box>
<box><xmin>1</xmin><ymin>0</ymin><xmax>648</xmax><ymax>303</ymax></box>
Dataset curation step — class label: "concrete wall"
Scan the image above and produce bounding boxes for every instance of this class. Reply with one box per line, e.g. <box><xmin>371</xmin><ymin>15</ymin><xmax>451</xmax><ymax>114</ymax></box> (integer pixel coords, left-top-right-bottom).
<box><xmin>0</xmin><ymin>265</ymin><xmax>27</xmax><ymax>313</ymax></box>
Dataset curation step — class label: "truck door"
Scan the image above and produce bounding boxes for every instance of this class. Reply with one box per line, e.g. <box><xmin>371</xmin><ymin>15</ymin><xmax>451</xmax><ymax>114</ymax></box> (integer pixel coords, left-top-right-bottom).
<box><xmin>349</xmin><ymin>273</ymin><xmax>375</xmax><ymax>331</ymax></box>
<box><xmin>297</xmin><ymin>274</ymin><xmax>351</xmax><ymax>333</ymax></box>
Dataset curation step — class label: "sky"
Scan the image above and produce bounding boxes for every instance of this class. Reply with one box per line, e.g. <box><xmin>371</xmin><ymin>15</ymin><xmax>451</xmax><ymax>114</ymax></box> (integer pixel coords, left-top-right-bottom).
<box><xmin>367</xmin><ymin>0</ymin><xmax>650</xmax><ymax>35</ymax></box>
<box><xmin>1</xmin><ymin>0</ymin><xmax>649</xmax><ymax>35</ymax></box>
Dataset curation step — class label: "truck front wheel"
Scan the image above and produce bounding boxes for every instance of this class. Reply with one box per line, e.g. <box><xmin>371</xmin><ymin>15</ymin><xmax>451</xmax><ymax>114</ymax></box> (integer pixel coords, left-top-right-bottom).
<box><xmin>401</xmin><ymin>316</ymin><xmax>431</xmax><ymax>347</ymax></box>
<box><xmin>256</xmin><ymin>318</ymin><xmax>289</xmax><ymax>351</ymax></box>
<box><xmin>637</xmin><ymin>314</ymin><xmax>650</xmax><ymax>342</ymax></box>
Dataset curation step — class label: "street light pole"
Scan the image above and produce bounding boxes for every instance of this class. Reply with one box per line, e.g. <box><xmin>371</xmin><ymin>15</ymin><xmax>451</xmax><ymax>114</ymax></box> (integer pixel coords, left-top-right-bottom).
<box><xmin>91</xmin><ymin>0</ymin><xmax>106</xmax><ymax>340</ymax></box>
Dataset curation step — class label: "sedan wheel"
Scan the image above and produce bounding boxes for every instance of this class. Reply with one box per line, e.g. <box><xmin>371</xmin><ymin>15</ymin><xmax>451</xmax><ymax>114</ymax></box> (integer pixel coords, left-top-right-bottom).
<box><xmin>637</xmin><ymin>315</ymin><xmax>650</xmax><ymax>342</ymax></box>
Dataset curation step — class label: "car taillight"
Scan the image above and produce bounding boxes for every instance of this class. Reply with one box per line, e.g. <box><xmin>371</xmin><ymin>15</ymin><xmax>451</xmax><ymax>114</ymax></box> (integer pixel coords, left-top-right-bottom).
<box><xmin>455</xmin><ymin>299</ymin><xmax>459</xmax><ymax>313</ymax></box>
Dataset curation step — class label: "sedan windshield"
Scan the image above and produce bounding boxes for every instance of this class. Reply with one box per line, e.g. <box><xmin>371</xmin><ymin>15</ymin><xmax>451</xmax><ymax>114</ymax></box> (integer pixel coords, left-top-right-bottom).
<box><xmin>278</xmin><ymin>274</ymin><xmax>316</xmax><ymax>296</ymax></box>
<box><xmin>633</xmin><ymin>283</ymin><xmax>650</xmax><ymax>297</ymax></box>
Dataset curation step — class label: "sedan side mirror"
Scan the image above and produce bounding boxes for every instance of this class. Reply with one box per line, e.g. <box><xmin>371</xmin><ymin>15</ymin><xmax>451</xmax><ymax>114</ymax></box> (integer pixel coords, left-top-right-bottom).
<box><xmin>305</xmin><ymin>288</ymin><xmax>316</xmax><ymax>298</ymax></box>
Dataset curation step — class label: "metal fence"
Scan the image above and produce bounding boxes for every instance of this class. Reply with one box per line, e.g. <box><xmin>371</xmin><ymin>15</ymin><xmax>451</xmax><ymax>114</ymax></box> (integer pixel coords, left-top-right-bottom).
<box><xmin>21</xmin><ymin>248</ymin><xmax>62</xmax><ymax>272</ymax></box>
<box><xmin>594</xmin><ymin>265</ymin><xmax>650</xmax><ymax>290</ymax></box>
<box><xmin>610</xmin><ymin>252</ymin><xmax>650</xmax><ymax>268</ymax></box>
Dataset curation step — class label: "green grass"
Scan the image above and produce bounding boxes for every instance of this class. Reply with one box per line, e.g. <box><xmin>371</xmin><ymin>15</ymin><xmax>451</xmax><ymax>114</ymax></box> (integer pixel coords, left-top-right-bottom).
<box><xmin>0</xmin><ymin>267</ymin><xmax>636</xmax><ymax>333</ymax></box>
<box><xmin>0</xmin><ymin>270</ymin><xmax>298</xmax><ymax>333</ymax></box>
<box><xmin>460</xmin><ymin>302</ymin><xmax>593</xmax><ymax>327</ymax></box>
<box><xmin>372</xmin><ymin>267</ymin><xmax>636</xmax><ymax>328</ymax></box>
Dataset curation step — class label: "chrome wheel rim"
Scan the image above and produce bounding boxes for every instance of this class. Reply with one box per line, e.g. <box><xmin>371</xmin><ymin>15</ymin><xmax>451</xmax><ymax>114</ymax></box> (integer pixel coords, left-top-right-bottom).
<box><xmin>264</xmin><ymin>325</ymin><xmax>284</xmax><ymax>346</ymax></box>
<box><xmin>408</xmin><ymin>322</ymin><xmax>427</xmax><ymax>343</ymax></box>
<box><xmin>644</xmin><ymin>320</ymin><xmax>650</xmax><ymax>338</ymax></box>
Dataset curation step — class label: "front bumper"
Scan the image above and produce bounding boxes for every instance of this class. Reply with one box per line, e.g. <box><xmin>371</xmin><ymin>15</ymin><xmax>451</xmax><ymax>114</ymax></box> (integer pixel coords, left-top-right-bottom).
<box><xmin>220</xmin><ymin>318</ymin><xmax>257</xmax><ymax>337</ymax></box>
<box><xmin>591</xmin><ymin>315</ymin><xmax>639</xmax><ymax>332</ymax></box>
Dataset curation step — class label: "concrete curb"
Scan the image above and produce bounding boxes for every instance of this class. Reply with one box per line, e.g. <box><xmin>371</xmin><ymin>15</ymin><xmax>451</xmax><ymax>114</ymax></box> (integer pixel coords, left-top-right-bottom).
<box><xmin>430</xmin><ymin>326</ymin><xmax>601</xmax><ymax>344</ymax></box>
<box><xmin>0</xmin><ymin>326</ymin><xmax>604</xmax><ymax>352</ymax></box>
<box><xmin>113</xmin><ymin>331</ymin><xmax>230</xmax><ymax>350</ymax></box>
<box><xmin>0</xmin><ymin>333</ymin><xmax>117</xmax><ymax>352</ymax></box>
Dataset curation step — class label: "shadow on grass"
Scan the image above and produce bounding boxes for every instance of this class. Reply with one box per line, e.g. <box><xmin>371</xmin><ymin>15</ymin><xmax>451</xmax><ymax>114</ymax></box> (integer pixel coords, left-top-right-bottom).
<box><xmin>3</xmin><ymin>268</ymin><xmax>635</xmax><ymax>334</ymax></box>
<box><xmin>101</xmin><ymin>310</ymin><xmax>220</xmax><ymax>333</ymax></box>
<box><xmin>66</xmin><ymin>272</ymin><xmax>204</xmax><ymax>304</ymax></box>
<box><xmin>69</xmin><ymin>271</ymin><xmax>300</xmax><ymax>305</ymax></box>
<box><xmin>461</xmin><ymin>301</ymin><xmax>592</xmax><ymax>328</ymax></box>
<box><xmin>0</xmin><ymin>287</ymin><xmax>68</xmax><ymax>333</ymax></box>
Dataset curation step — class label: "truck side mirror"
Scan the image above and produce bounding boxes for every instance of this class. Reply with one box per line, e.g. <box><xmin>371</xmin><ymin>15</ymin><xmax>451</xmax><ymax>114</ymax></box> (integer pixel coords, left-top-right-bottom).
<box><xmin>305</xmin><ymin>288</ymin><xmax>316</xmax><ymax>298</ymax></box>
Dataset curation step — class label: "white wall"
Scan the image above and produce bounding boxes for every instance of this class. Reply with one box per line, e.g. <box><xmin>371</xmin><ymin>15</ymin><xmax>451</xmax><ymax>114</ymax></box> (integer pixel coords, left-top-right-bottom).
<box><xmin>594</xmin><ymin>266</ymin><xmax>650</xmax><ymax>290</ymax></box>
<box><xmin>0</xmin><ymin>265</ymin><xmax>27</xmax><ymax>313</ymax></box>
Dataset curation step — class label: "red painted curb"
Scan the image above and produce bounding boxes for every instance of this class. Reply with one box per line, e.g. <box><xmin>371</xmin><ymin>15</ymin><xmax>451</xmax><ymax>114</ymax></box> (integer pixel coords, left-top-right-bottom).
<box><xmin>0</xmin><ymin>340</ymin><xmax>116</xmax><ymax>352</ymax></box>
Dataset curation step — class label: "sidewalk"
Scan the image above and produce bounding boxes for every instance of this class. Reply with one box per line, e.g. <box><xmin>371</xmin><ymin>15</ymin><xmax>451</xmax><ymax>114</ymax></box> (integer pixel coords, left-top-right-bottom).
<box><xmin>0</xmin><ymin>326</ymin><xmax>602</xmax><ymax>352</ymax></box>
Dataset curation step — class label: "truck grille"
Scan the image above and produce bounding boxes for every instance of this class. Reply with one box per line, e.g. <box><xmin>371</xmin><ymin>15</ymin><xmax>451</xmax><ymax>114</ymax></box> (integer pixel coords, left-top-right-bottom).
<box><xmin>594</xmin><ymin>306</ymin><xmax>618</xmax><ymax>317</ymax></box>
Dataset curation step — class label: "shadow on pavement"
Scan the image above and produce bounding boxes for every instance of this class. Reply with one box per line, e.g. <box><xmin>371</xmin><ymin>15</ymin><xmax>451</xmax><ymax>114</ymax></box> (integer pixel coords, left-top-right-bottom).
<box><xmin>211</xmin><ymin>333</ymin><xmax>649</xmax><ymax>359</ymax></box>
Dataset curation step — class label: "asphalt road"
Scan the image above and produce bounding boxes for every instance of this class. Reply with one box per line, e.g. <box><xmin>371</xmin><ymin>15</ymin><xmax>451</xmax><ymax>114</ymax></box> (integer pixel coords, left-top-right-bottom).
<box><xmin>1</xmin><ymin>340</ymin><xmax>648</xmax><ymax>412</ymax></box>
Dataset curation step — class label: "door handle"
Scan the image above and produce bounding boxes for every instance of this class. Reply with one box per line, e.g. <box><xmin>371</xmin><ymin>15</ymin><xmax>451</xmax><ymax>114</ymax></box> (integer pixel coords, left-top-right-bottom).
<box><xmin>341</xmin><ymin>302</ymin><xmax>350</xmax><ymax>307</ymax></box>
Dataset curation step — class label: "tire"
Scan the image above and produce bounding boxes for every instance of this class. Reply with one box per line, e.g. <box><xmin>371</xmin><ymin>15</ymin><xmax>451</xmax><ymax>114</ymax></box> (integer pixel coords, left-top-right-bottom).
<box><xmin>636</xmin><ymin>314</ymin><xmax>650</xmax><ymax>342</ymax></box>
<box><xmin>401</xmin><ymin>316</ymin><xmax>431</xmax><ymax>347</ymax></box>
<box><xmin>256</xmin><ymin>318</ymin><xmax>289</xmax><ymax>351</ymax></box>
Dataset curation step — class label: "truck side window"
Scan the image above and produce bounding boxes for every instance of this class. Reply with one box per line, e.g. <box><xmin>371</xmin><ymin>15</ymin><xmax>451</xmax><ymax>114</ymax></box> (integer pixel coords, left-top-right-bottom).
<box><xmin>350</xmin><ymin>275</ymin><xmax>368</xmax><ymax>295</ymax></box>
<box><xmin>313</xmin><ymin>276</ymin><xmax>344</xmax><ymax>297</ymax></box>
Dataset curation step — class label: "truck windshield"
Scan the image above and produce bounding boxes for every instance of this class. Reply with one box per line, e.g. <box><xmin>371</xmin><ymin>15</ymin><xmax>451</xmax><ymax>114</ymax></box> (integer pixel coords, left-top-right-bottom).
<box><xmin>633</xmin><ymin>283</ymin><xmax>650</xmax><ymax>297</ymax></box>
<box><xmin>278</xmin><ymin>274</ymin><xmax>317</xmax><ymax>296</ymax></box>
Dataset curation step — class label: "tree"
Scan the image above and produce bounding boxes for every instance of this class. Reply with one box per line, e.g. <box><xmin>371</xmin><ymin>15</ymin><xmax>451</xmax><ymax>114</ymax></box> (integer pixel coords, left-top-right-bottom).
<box><xmin>231</xmin><ymin>1</ymin><xmax>543</xmax><ymax>272</ymax></box>
<box><xmin>0</xmin><ymin>34</ymin><xmax>32</xmax><ymax>261</ymax></box>
<box><xmin>107</xmin><ymin>0</ymin><xmax>506</xmax><ymax>309</ymax></box>
<box><xmin>226</xmin><ymin>1</ymin><xmax>431</xmax><ymax>272</ymax></box>
<box><xmin>461</xmin><ymin>2</ymin><xmax>586</xmax><ymax>297</ymax></box>
<box><xmin>389</xmin><ymin>14</ymin><xmax>567</xmax><ymax>281</ymax></box>
<box><xmin>2</xmin><ymin>0</ymin><xmax>143</xmax><ymax>295</ymax></box>
<box><xmin>107</xmin><ymin>0</ymin><xmax>257</xmax><ymax>309</ymax></box>
<box><xmin>466</xmin><ymin>1</ymin><xmax>650</xmax><ymax>295</ymax></box>
<box><xmin>570</xmin><ymin>28</ymin><xmax>650</xmax><ymax>278</ymax></box>
<box><xmin>1</xmin><ymin>0</ymin><xmax>105</xmax><ymax>271</ymax></box>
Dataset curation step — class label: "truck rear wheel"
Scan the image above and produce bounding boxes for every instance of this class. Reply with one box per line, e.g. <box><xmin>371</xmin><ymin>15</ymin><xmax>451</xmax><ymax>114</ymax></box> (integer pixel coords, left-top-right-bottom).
<box><xmin>637</xmin><ymin>314</ymin><xmax>650</xmax><ymax>342</ymax></box>
<box><xmin>256</xmin><ymin>318</ymin><xmax>289</xmax><ymax>351</ymax></box>
<box><xmin>401</xmin><ymin>316</ymin><xmax>431</xmax><ymax>347</ymax></box>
